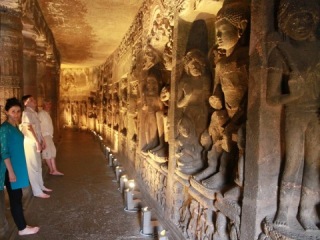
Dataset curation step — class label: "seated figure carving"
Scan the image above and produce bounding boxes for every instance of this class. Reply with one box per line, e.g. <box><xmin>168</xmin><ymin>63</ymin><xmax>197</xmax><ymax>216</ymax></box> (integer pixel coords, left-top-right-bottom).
<box><xmin>176</xmin><ymin>116</ymin><xmax>203</xmax><ymax>175</ymax></box>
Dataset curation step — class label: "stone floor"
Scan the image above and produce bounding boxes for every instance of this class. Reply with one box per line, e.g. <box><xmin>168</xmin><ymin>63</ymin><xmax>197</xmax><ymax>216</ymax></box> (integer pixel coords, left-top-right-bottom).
<box><xmin>2</xmin><ymin>129</ymin><xmax>160</xmax><ymax>240</ymax></box>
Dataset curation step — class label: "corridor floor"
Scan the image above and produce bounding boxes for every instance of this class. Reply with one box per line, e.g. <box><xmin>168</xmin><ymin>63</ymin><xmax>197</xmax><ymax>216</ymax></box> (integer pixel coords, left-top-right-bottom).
<box><xmin>5</xmin><ymin>129</ymin><xmax>152</xmax><ymax>240</ymax></box>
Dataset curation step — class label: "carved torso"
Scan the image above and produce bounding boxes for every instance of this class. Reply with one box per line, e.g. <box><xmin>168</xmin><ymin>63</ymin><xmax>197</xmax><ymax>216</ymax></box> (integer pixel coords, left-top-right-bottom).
<box><xmin>215</xmin><ymin>46</ymin><xmax>249</xmax><ymax>118</ymax></box>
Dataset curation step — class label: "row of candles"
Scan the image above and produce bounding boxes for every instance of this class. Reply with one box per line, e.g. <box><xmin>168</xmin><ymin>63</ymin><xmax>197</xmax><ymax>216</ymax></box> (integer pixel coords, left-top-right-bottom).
<box><xmin>91</xmin><ymin>131</ymin><xmax>169</xmax><ymax>240</ymax></box>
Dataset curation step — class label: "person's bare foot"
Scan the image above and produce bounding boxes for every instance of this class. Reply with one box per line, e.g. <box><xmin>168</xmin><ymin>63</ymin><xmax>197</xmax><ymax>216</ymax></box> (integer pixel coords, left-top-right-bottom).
<box><xmin>42</xmin><ymin>187</ymin><xmax>53</xmax><ymax>192</ymax></box>
<box><xmin>18</xmin><ymin>226</ymin><xmax>40</xmax><ymax>235</ymax></box>
<box><xmin>35</xmin><ymin>193</ymin><xmax>50</xmax><ymax>198</ymax></box>
<box><xmin>51</xmin><ymin>171</ymin><xmax>64</xmax><ymax>176</ymax></box>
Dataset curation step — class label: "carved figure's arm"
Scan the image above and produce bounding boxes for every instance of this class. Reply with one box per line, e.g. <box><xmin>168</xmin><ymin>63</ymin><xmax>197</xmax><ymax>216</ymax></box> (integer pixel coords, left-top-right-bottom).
<box><xmin>266</xmin><ymin>48</ymin><xmax>304</xmax><ymax>106</ymax></box>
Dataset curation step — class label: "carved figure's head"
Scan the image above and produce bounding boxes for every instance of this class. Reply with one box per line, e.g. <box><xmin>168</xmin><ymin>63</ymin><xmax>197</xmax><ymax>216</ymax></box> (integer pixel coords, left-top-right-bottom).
<box><xmin>183</xmin><ymin>49</ymin><xmax>207</xmax><ymax>77</ymax></box>
<box><xmin>215</xmin><ymin>1</ymin><xmax>249</xmax><ymax>51</ymax></box>
<box><xmin>278</xmin><ymin>0</ymin><xmax>319</xmax><ymax>41</ymax></box>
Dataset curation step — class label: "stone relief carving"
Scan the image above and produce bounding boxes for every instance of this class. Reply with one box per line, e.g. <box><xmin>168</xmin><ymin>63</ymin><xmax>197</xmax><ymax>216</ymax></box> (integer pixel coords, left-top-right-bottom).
<box><xmin>176</xmin><ymin>48</ymin><xmax>211</xmax><ymax>175</ymax></box>
<box><xmin>176</xmin><ymin>115</ymin><xmax>203</xmax><ymax>175</ymax></box>
<box><xmin>213</xmin><ymin>212</ymin><xmax>230</xmax><ymax>240</ymax></box>
<box><xmin>148</xmin><ymin>84</ymin><xmax>170</xmax><ymax>162</ymax></box>
<box><xmin>140</xmin><ymin>68</ymin><xmax>164</xmax><ymax>152</ymax></box>
<box><xmin>128</xmin><ymin>80</ymin><xmax>139</xmax><ymax>142</ymax></box>
<box><xmin>119</xmin><ymin>78</ymin><xmax>128</xmax><ymax>136</ymax></box>
<box><xmin>264</xmin><ymin>0</ymin><xmax>320</xmax><ymax>238</ymax></box>
<box><xmin>171</xmin><ymin>181</ymin><xmax>184</xmax><ymax>225</ymax></box>
<box><xmin>106</xmin><ymin>88</ymin><xmax>112</xmax><ymax>126</ymax></box>
<box><xmin>80</xmin><ymin>100</ymin><xmax>87</xmax><ymax>129</ymax></box>
<box><xmin>196</xmin><ymin>1</ymin><xmax>249</xmax><ymax>194</ymax></box>
<box><xmin>112</xmin><ymin>90</ymin><xmax>120</xmax><ymax>131</ymax></box>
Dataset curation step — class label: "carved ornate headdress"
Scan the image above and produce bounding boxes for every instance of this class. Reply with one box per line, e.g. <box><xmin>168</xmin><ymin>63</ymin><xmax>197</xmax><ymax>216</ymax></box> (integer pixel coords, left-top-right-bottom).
<box><xmin>215</xmin><ymin>0</ymin><xmax>250</xmax><ymax>29</ymax></box>
<box><xmin>278</xmin><ymin>0</ymin><xmax>320</xmax><ymax>32</ymax></box>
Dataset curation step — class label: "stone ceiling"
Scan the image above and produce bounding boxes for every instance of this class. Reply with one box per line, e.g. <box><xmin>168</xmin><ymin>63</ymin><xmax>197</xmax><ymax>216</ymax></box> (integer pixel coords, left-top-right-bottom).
<box><xmin>37</xmin><ymin>0</ymin><xmax>144</xmax><ymax>69</ymax></box>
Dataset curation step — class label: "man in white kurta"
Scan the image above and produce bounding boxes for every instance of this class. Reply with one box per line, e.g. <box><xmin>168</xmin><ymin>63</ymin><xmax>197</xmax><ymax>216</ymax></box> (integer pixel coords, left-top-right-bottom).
<box><xmin>21</xmin><ymin>95</ymin><xmax>51</xmax><ymax>198</ymax></box>
<box><xmin>38</xmin><ymin>100</ymin><xmax>63</xmax><ymax>175</ymax></box>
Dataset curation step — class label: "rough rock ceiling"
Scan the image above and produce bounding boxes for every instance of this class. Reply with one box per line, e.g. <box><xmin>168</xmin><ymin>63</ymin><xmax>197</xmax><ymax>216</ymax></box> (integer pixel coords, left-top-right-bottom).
<box><xmin>37</xmin><ymin>0</ymin><xmax>144</xmax><ymax>69</ymax></box>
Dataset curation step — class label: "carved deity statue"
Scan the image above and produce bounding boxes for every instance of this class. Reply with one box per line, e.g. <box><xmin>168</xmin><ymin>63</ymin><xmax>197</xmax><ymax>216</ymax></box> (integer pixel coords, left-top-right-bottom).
<box><xmin>266</xmin><ymin>0</ymin><xmax>320</xmax><ymax>230</ymax></box>
<box><xmin>176</xmin><ymin>49</ymin><xmax>211</xmax><ymax>175</ymax></box>
<box><xmin>202</xmin><ymin>0</ymin><xmax>249</xmax><ymax>190</ymax></box>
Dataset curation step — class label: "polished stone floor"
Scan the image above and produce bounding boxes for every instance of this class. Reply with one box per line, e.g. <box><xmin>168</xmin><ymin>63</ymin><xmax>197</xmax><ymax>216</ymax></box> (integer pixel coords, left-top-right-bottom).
<box><xmin>2</xmin><ymin>129</ymin><xmax>156</xmax><ymax>240</ymax></box>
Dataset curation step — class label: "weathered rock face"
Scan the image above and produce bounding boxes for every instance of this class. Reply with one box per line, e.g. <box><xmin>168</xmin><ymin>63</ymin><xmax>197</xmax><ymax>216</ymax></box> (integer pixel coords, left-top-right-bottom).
<box><xmin>2</xmin><ymin>0</ymin><xmax>320</xmax><ymax>239</ymax></box>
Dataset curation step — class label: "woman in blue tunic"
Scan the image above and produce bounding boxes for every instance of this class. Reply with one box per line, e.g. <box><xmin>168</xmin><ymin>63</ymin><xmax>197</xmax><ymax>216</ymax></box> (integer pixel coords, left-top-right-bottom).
<box><xmin>0</xmin><ymin>97</ymin><xmax>39</xmax><ymax>236</ymax></box>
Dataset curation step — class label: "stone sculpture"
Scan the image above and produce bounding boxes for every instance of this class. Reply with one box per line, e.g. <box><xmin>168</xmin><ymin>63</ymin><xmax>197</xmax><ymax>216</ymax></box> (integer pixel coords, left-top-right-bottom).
<box><xmin>266</xmin><ymin>0</ymin><xmax>320</xmax><ymax>231</ymax></box>
<box><xmin>140</xmin><ymin>70</ymin><xmax>164</xmax><ymax>152</ymax></box>
<box><xmin>128</xmin><ymin>80</ymin><xmax>139</xmax><ymax>142</ymax></box>
<box><xmin>213</xmin><ymin>212</ymin><xmax>230</xmax><ymax>240</ymax></box>
<box><xmin>176</xmin><ymin>49</ymin><xmax>211</xmax><ymax>175</ymax></box>
<box><xmin>176</xmin><ymin>116</ymin><xmax>203</xmax><ymax>175</ymax></box>
<box><xmin>149</xmin><ymin>84</ymin><xmax>170</xmax><ymax>160</ymax></box>
<box><xmin>201</xmin><ymin>0</ymin><xmax>250</xmax><ymax>190</ymax></box>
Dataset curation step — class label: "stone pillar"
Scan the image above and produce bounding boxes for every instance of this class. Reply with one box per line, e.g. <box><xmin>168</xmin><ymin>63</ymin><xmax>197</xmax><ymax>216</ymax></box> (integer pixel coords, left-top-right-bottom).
<box><xmin>240</xmin><ymin>1</ymin><xmax>280</xmax><ymax>239</ymax></box>
<box><xmin>36</xmin><ymin>37</ymin><xmax>47</xmax><ymax>106</ymax></box>
<box><xmin>45</xmin><ymin>55</ymin><xmax>60</xmax><ymax>140</ymax></box>
<box><xmin>22</xmin><ymin>25</ymin><xmax>37</xmax><ymax>98</ymax></box>
<box><xmin>0</xmin><ymin>4</ymin><xmax>23</xmax><ymax>123</ymax></box>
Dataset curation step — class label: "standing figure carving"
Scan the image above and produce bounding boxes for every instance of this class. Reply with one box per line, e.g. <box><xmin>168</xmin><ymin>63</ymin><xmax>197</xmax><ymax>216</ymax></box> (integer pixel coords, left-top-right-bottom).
<box><xmin>150</xmin><ymin>84</ymin><xmax>170</xmax><ymax>160</ymax></box>
<box><xmin>266</xmin><ymin>0</ymin><xmax>320</xmax><ymax>230</ymax></box>
<box><xmin>140</xmin><ymin>70</ymin><xmax>164</xmax><ymax>152</ymax></box>
<box><xmin>176</xmin><ymin>49</ymin><xmax>211</xmax><ymax>175</ymax></box>
<box><xmin>128</xmin><ymin>80</ymin><xmax>139</xmax><ymax>142</ymax></box>
<box><xmin>201</xmin><ymin>1</ymin><xmax>250</xmax><ymax>190</ymax></box>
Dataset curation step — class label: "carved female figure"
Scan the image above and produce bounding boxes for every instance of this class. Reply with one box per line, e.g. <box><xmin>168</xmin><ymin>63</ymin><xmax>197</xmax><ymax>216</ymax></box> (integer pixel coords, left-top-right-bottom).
<box><xmin>176</xmin><ymin>49</ymin><xmax>211</xmax><ymax>174</ymax></box>
<box><xmin>266</xmin><ymin>0</ymin><xmax>320</xmax><ymax>230</ymax></box>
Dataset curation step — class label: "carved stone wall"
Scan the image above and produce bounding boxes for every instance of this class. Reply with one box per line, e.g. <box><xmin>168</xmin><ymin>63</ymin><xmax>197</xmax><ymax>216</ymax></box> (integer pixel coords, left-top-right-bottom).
<box><xmin>0</xmin><ymin>5</ymin><xmax>23</xmax><ymax>123</ymax></box>
<box><xmin>79</xmin><ymin>0</ymin><xmax>319</xmax><ymax>239</ymax></box>
<box><xmin>1</xmin><ymin>0</ymin><xmax>316</xmax><ymax>239</ymax></box>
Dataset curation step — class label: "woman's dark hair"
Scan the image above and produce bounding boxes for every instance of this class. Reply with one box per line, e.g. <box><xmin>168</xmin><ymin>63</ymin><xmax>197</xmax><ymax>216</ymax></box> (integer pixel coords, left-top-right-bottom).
<box><xmin>21</xmin><ymin>94</ymin><xmax>32</xmax><ymax>105</ymax></box>
<box><xmin>5</xmin><ymin>97</ymin><xmax>22</xmax><ymax>111</ymax></box>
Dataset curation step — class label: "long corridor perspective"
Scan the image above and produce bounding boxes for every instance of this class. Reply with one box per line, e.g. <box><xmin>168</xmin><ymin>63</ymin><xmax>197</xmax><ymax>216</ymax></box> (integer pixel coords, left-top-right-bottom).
<box><xmin>3</xmin><ymin>129</ymin><xmax>160</xmax><ymax>240</ymax></box>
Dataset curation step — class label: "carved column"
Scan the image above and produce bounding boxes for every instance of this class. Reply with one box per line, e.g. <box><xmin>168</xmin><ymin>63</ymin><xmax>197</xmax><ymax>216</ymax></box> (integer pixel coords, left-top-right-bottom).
<box><xmin>45</xmin><ymin>52</ymin><xmax>60</xmax><ymax>140</ymax></box>
<box><xmin>35</xmin><ymin>36</ymin><xmax>47</xmax><ymax>106</ymax></box>
<box><xmin>0</xmin><ymin>5</ymin><xmax>23</xmax><ymax>123</ymax></box>
<box><xmin>240</xmin><ymin>1</ymin><xmax>280</xmax><ymax>239</ymax></box>
<box><xmin>22</xmin><ymin>23</ymin><xmax>37</xmax><ymax>97</ymax></box>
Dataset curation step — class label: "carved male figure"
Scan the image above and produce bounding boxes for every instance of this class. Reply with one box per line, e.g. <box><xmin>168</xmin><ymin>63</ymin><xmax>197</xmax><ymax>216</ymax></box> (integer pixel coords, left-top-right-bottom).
<box><xmin>204</xmin><ymin>0</ymin><xmax>250</xmax><ymax>190</ymax></box>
